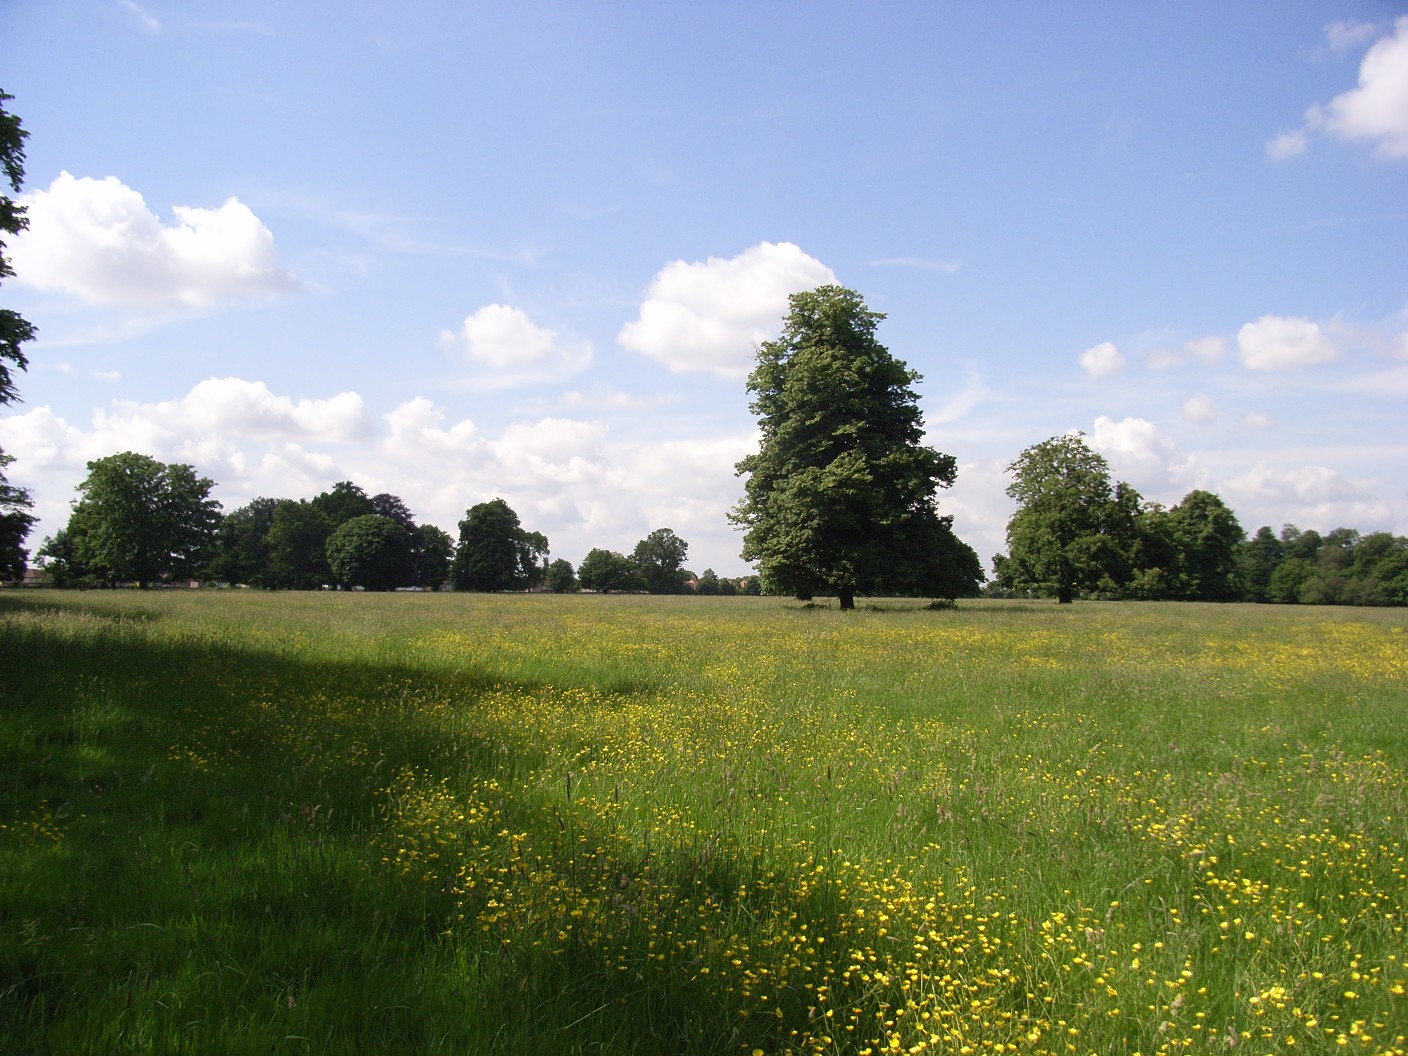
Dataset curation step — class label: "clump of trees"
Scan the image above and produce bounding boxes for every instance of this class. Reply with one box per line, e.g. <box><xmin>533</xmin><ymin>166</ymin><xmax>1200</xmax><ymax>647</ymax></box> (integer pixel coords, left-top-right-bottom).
<box><xmin>994</xmin><ymin>432</ymin><xmax>1407</xmax><ymax>606</ymax></box>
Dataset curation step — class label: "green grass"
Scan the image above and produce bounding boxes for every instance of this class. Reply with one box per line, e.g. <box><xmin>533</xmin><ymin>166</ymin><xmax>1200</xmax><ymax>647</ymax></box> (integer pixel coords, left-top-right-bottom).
<box><xmin>1</xmin><ymin>590</ymin><xmax>1405</xmax><ymax>1054</ymax></box>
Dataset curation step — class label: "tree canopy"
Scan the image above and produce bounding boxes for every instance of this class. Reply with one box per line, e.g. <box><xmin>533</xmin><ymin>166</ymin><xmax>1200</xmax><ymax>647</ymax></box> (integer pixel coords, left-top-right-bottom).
<box><xmin>998</xmin><ymin>433</ymin><xmax>1135</xmax><ymax>604</ymax></box>
<box><xmin>731</xmin><ymin>285</ymin><xmax>981</xmax><ymax>609</ymax></box>
<box><xmin>0</xmin><ymin>90</ymin><xmax>35</xmax><ymax>579</ymax></box>
<box><xmin>632</xmin><ymin>527</ymin><xmax>691</xmax><ymax>594</ymax></box>
<box><xmin>44</xmin><ymin>452</ymin><xmax>221</xmax><ymax>588</ymax></box>
<box><xmin>578</xmin><ymin>548</ymin><xmax>645</xmax><ymax>593</ymax></box>
<box><xmin>325</xmin><ymin>514</ymin><xmax>414</xmax><ymax>591</ymax></box>
<box><xmin>451</xmin><ymin>498</ymin><xmax>548</xmax><ymax>592</ymax></box>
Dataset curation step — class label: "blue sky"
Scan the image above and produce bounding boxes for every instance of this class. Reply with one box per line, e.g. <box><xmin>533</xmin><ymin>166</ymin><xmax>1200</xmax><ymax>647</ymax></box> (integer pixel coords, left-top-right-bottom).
<box><xmin>3</xmin><ymin>1</ymin><xmax>1406</xmax><ymax>577</ymax></box>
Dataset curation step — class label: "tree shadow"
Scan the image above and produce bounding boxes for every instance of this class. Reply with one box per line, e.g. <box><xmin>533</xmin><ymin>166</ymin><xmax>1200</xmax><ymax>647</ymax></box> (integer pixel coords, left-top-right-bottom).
<box><xmin>0</xmin><ymin>593</ymin><xmax>846</xmax><ymax>1054</ymax></box>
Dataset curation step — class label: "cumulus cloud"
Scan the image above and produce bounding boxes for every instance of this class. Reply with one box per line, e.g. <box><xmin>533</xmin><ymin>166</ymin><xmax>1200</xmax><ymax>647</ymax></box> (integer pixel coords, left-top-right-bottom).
<box><xmin>1223</xmin><ymin>462</ymin><xmax>1368</xmax><ymax>504</ymax></box>
<box><xmin>1181</xmin><ymin>394</ymin><xmax>1216</xmax><ymax>424</ymax></box>
<box><xmin>1078</xmin><ymin>341</ymin><xmax>1126</xmax><ymax>379</ymax></box>
<box><xmin>1278</xmin><ymin>17</ymin><xmax>1408</xmax><ymax>160</ymax></box>
<box><xmin>1088</xmin><ymin>415</ymin><xmax>1202</xmax><ymax>496</ymax></box>
<box><xmin>440</xmin><ymin>304</ymin><xmax>592</xmax><ymax>389</ymax></box>
<box><xmin>10</xmin><ymin>172</ymin><xmax>297</xmax><ymax>309</ymax></box>
<box><xmin>1237</xmin><ymin>315</ymin><xmax>1337</xmax><ymax>370</ymax></box>
<box><xmin>1242</xmin><ymin>411</ymin><xmax>1273</xmax><ymax>429</ymax></box>
<box><xmin>618</xmin><ymin>241</ymin><xmax>836</xmax><ymax>379</ymax></box>
<box><xmin>1309</xmin><ymin>16</ymin><xmax>1408</xmax><ymax>158</ymax></box>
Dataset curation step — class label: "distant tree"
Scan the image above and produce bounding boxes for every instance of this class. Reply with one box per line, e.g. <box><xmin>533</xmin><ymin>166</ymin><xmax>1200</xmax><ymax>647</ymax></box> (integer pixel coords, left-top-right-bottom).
<box><xmin>632</xmin><ymin>527</ymin><xmax>691</xmax><ymax>594</ymax></box>
<box><xmin>210</xmin><ymin>497</ymin><xmax>279</xmax><ymax>586</ymax></box>
<box><xmin>1267</xmin><ymin>556</ymin><xmax>1314</xmax><ymax>604</ymax></box>
<box><xmin>544</xmin><ymin>557</ymin><xmax>578</xmax><ymax>593</ymax></box>
<box><xmin>1</xmin><ymin>89</ymin><xmax>35</xmax><ymax>407</ymax></box>
<box><xmin>696</xmin><ymin>567</ymin><xmax>721</xmax><ymax>595</ymax></box>
<box><xmin>731</xmin><ymin>285</ymin><xmax>979</xmax><ymax>609</ymax></box>
<box><xmin>578</xmin><ymin>548</ymin><xmax>645</xmax><ymax>593</ymax></box>
<box><xmin>741</xmin><ymin>575</ymin><xmax>762</xmax><ymax>596</ymax></box>
<box><xmin>0</xmin><ymin>448</ymin><xmax>34</xmax><ymax>580</ymax></box>
<box><xmin>1164</xmin><ymin>490</ymin><xmax>1245</xmax><ymax>600</ymax></box>
<box><xmin>312</xmin><ymin>481</ymin><xmax>375</xmax><ymax>527</ymax></box>
<box><xmin>36</xmin><ymin>528</ymin><xmax>85</xmax><ymax>586</ymax></box>
<box><xmin>326</xmin><ymin>514</ymin><xmax>414</xmax><ymax>591</ymax></box>
<box><xmin>414</xmin><ymin>524</ymin><xmax>454</xmax><ymax>590</ymax></box>
<box><xmin>1000</xmin><ymin>433</ymin><xmax>1133</xmax><ymax>604</ymax></box>
<box><xmin>56</xmin><ymin>452</ymin><xmax>220</xmax><ymax>588</ymax></box>
<box><xmin>451</xmin><ymin>498</ymin><xmax>547</xmax><ymax>591</ymax></box>
<box><xmin>1238</xmin><ymin>526</ymin><xmax>1284</xmax><ymax>603</ymax></box>
<box><xmin>265</xmin><ymin>499</ymin><xmax>334</xmax><ymax>589</ymax></box>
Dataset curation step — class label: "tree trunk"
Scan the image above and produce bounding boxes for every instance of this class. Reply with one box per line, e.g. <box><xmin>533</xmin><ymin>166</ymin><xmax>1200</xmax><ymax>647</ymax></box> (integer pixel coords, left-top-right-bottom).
<box><xmin>839</xmin><ymin>590</ymin><xmax>855</xmax><ymax>611</ymax></box>
<box><xmin>1057</xmin><ymin>583</ymin><xmax>1073</xmax><ymax>604</ymax></box>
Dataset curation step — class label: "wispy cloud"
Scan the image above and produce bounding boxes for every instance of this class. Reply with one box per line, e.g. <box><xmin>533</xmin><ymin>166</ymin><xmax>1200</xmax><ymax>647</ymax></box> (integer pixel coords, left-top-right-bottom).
<box><xmin>119</xmin><ymin>0</ymin><xmax>160</xmax><ymax>33</ymax></box>
<box><xmin>868</xmin><ymin>257</ymin><xmax>960</xmax><ymax>273</ymax></box>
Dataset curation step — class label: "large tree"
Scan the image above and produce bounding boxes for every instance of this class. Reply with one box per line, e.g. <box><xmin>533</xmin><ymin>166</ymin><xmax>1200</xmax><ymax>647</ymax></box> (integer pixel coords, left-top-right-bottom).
<box><xmin>0</xmin><ymin>91</ymin><xmax>36</xmax><ymax>578</ymax></box>
<box><xmin>730</xmin><ymin>285</ymin><xmax>978</xmax><ymax>610</ymax></box>
<box><xmin>1164</xmin><ymin>489</ymin><xmax>1244</xmax><ymax>600</ymax></box>
<box><xmin>632</xmin><ymin>527</ymin><xmax>691</xmax><ymax>594</ymax></box>
<box><xmin>54</xmin><ymin>452</ymin><xmax>221</xmax><ymax>588</ymax></box>
<box><xmin>325</xmin><ymin>514</ymin><xmax>414</xmax><ymax>591</ymax></box>
<box><xmin>1</xmin><ymin>90</ymin><xmax>34</xmax><ymax>406</ymax></box>
<box><xmin>999</xmin><ymin>432</ymin><xmax>1134</xmax><ymax>604</ymax></box>
<box><xmin>210</xmin><ymin>496</ymin><xmax>279</xmax><ymax>587</ymax></box>
<box><xmin>451</xmin><ymin>498</ymin><xmax>548</xmax><ymax>591</ymax></box>
<box><xmin>0</xmin><ymin>449</ymin><xmax>34</xmax><ymax>581</ymax></box>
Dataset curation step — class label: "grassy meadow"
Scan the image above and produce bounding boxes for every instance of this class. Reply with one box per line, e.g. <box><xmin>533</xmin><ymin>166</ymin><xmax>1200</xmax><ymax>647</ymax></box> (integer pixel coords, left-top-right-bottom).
<box><xmin>1</xmin><ymin>590</ymin><xmax>1405</xmax><ymax>1055</ymax></box>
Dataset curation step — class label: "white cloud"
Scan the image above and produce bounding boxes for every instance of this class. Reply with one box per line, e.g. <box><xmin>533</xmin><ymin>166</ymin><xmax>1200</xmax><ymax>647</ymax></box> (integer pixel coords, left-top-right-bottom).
<box><xmin>1327</xmin><ymin>21</ymin><xmax>1380</xmax><ymax>54</ymax></box>
<box><xmin>120</xmin><ymin>0</ymin><xmax>161</xmax><ymax>32</ymax></box>
<box><xmin>868</xmin><ymin>257</ymin><xmax>960</xmax><ymax>273</ymax></box>
<box><xmin>1266</xmin><ymin>130</ymin><xmax>1308</xmax><ymax>159</ymax></box>
<box><xmin>11</xmin><ymin>172</ymin><xmax>297</xmax><ymax>309</ymax></box>
<box><xmin>1307</xmin><ymin>16</ymin><xmax>1408</xmax><ymax>159</ymax></box>
<box><xmin>1223</xmin><ymin>462</ymin><xmax>1368</xmax><ymax>504</ymax></box>
<box><xmin>1181</xmin><ymin>394</ymin><xmax>1216</xmax><ymax>424</ymax></box>
<box><xmin>1241</xmin><ymin>411</ymin><xmax>1273</xmax><ymax>430</ymax></box>
<box><xmin>1237</xmin><ymin>315</ymin><xmax>1337</xmax><ymax>370</ymax></box>
<box><xmin>1185</xmin><ymin>336</ymin><xmax>1226</xmax><ymax>364</ymax></box>
<box><xmin>1088</xmin><ymin>415</ymin><xmax>1202</xmax><ymax>496</ymax></box>
<box><xmin>1078</xmin><ymin>341</ymin><xmax>1126</xmax><ymax>379</ymax></box>
<box><xmin>440</xmin><ymin>304</ymin><xmax>591</xmax><ymax>389</ymax></box>
<box><xmin>618</xmin><ymin>241</ymin><xmax>836</xmax><ymax>379</ymax></box>
<box><xmin>140</xmin><ymin>378</ymin><xmax>374</xmax><ymax>443</ymax></box>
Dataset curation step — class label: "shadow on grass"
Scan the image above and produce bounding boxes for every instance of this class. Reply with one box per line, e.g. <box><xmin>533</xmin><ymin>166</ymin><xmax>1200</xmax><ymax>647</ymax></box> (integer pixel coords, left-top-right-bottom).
<box><xmin>0</xmin><ymin>593</ymin><xmax>829</xmax><ymax>1055</ymax></box>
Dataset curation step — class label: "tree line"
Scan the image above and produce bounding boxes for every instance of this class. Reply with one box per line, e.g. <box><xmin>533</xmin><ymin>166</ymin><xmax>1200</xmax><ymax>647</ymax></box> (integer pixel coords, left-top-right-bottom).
<box><xmin>995</xmin><ymin>432</ymin><xmax>1408</xmax><ymax>606</ymax></box>
<box><xmin>30</xmin><ymin>451</ymin><xmax>764</xmax><ymax>595</ymax></box>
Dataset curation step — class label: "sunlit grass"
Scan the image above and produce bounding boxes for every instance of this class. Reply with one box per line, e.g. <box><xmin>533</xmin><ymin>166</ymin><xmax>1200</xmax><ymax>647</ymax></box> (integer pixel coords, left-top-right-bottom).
<box><xmin>1</xmin><ymin>591</ymin><xmax>1405</xmax><ymax>1054</ymax></box>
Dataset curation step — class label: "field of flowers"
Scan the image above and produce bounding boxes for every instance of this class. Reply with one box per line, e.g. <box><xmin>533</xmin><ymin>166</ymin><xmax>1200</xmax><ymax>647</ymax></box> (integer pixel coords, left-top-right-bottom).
<box><xmin>1</xmin><ymin>591</ymin><xmax>1405</xmax><ymax>1054</ymax></box>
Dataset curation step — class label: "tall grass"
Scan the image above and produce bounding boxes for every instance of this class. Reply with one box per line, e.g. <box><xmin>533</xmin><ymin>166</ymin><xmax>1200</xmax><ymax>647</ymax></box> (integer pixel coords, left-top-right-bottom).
<box><xmin>1</xmin><ymin>591</ymin><xmax>1404</xmax><ymax>1054</ymax></box>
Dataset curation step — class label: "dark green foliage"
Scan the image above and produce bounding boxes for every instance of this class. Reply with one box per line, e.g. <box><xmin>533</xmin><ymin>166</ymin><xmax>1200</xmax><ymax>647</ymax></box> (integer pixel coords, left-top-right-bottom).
<box><xmin>632</xmin><ymin>527</ymin><xmax>691</xmax><ymax>594</ymax></box>
<box><xmin>326</xmin><ymin>514</ymin><xmax>414</xmax><ymax>591</ymax></box>
<box><xmin>731</xmin><ymin>285</ymin><xmax>980</xmax><ymax>609</ymax></box>
<box><xmin>210</xmin><ymin>497</ymin><xmax>279</xmax><ymax>586</ymax></box>
<box><xmin>0</xmin><ymin>92</ymin><xmax>35</xmax><ymax>577</ymax></box>
<box><xmin>451</xmin><ymin>498</ymin><xmax>547</xmax><ymax>591</ymax></box>
<box><xmin>45</xmin><ymin>452</ymin><xmax>220</xmax><ymax>588</ymax></box>
<box><xmin>1000</xmin><ymin>433</ymin><xmax>1134</xmax><ymax>604</ymax></box>
<box><xmin>0</xmin><ymin>448</ymin><xmax>34</xmax><ymax>580</ymax></box>
<box><xmin>312</xmin><ymin>480</ymin><xmax>376</xmax><ymax>527</ymax></box>
<box><xmin>578</xmin><ymin>548</ymin><xmax>645</xmax><ymax>593</ymax></box>
<box><xmin>1238</xmin><ymin>526</ymin><xmax>1284</xmax><ymax>602</ymax></box>
<box><xmin>544</xmin><ymin>557</ymin><xmax>578</xmax><ymax>593</ymax></box>
<box><xmin>696</xmin><ymin>568</ymin><xmax>721</xmax><ymax>595</ymax></box>
<box><xmin>1162</xmin><ymin>490</ymin><xmax>1244</xmax><ymax>601</ymax></box>
<box><xmin>1</xmin><ymin>89</ymin><xmax>35</xmax><ymax>407</ymax></box>
<box><xmin>265</xmin><ymin>499</ymin><xmax>335</xmax><ymax>589</ymax></box>
<box><xmin>414</xmin><ymin>523</ymin><xmax>455</xmax><ymax>590</ymax></box>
